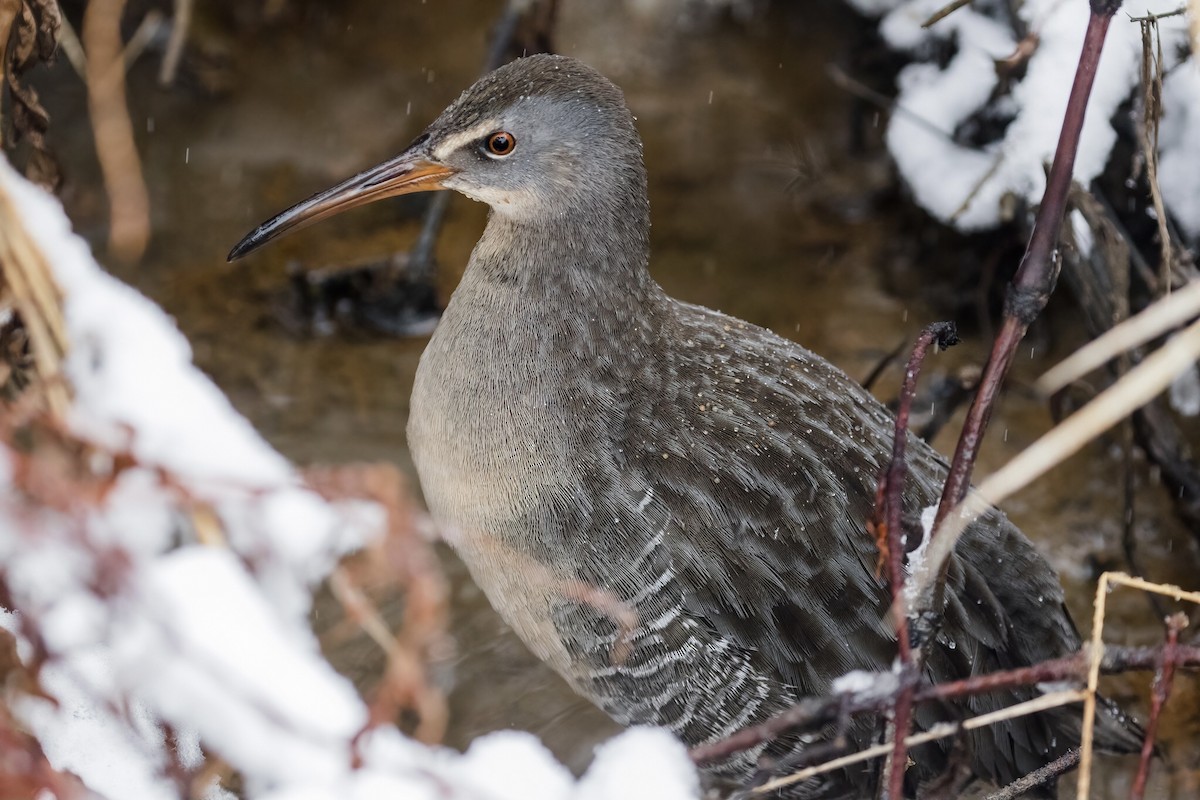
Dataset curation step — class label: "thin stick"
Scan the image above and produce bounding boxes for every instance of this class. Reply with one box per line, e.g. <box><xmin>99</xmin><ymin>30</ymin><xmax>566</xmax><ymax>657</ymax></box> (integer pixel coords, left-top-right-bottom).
<box><xmin>981</xmin><ymin>317</ymin><xmax>1200</xmax><ymax>504</ymax></box>
<box><xmin>871</xmin><ymin>322</ymin><xmax>958</xmax><ymax>799</ymax></box>
<box><xmin>55</xmin><ymin>12</ymin><xmax>88</xmax><ymax>76</ymax></box>
<box><xmin>930</xmin><ymin>2</ymin><xmax>1121</xmax><ymax>575</ymax></box>
<box><xmin>922</xmin><ymin>0</ymin><xmax>972</xmax><ymax>29</ymax></box>
<box><xmin>158</xmin><ymin>0</ymin><xmax>193</xmax><ymax>86</ymax></box>
<box><xmin>983</xmin><ymin>749</ymin><xmax>1081</xmax><ymax>800</ymax></box>
<box><xmin>83</xmin><ymin>0</ymin><xmax>151</xmax><ymax>263</ymax></box>
<box><xmin>1036</xmin><ymin>273</ymin><xmax>1200</xmax><ymax>394</ymax></box>
<box><xmin>689</xmin><ymin>641</ymin><xmax>1200</xmax><ymax>767</ymax></box>
<box><xmin>1079</xmin><ymin>573</ymin><xmax>1200</xmax><ymax>799</ymax></box>
<box><xmin>752</xmin><ymin>691</ymin><xmax>1088</xmax><ymax>795</ymax></box>
<box><xmin>329</xmin><ymin>567</ymin><xmax>446</xmax><ymax>744</ymax></box>
<box><xmin>1129</xmin><ymin>613</ymin><xmax>1186</xmax><ymax>800</ymax></box>
<box><xmin>1126</xmin><ymin>5</ymin><xmax>1187</xmax><ymax>22</ymax></box>
<box><xmin>826</xmin><ymin>64</ymin><xmax>960</xmax><ymax>145</ymax></box>
<box><xmin>120</xmin><ymin>10</ymin><xmax>165</xmax><ymax>71</ymax></box>
<box><xmin>1136</xmin><ymin>17</ymin><xmax>1173</xmax><ymax>289</ymax></box>
<box><xmin>1103</xmin><ymin>572</ymin><xmax>1200</xmax><ymax>605</ymax></box>
<box><xmin>948</xmin><ymin>151</ymin><xmax>1005</xmax><ymax>224</ymax></box>
<box><xmin>1077</xmin><ymin>573</ymin><xmax>1110</xmax><ymax>799</ymax></box>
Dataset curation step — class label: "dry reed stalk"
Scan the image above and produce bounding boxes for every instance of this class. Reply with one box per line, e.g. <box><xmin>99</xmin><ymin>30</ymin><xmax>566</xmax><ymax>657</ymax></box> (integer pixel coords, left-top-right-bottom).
<box><xmin>752</xmin><ymin>690</ymin><xmax>1089</xmax><ymax>795</ymax></box>
<box><xmin>1037</xmin><ymin>280</ymin><xmax>1200</xmax><ymax>394</ymax></box>
<box><xmin>0</xmin><ymin>173</ymin><xmax>69</xmax><ymax>414</ymax></box>
<box><xmin>158</xmin><ymin>0</ymin><xmax>192</xmax><ymax>86</ymax></box>
<box><xmin>304</xmin><ymin>464</ymin><xmax>450</xmax><ymax>746</ymax></box>
<box><xmin>83</xmin><ymin>0</ymin><xmax>150</xmax><ymax>263</ymax></box>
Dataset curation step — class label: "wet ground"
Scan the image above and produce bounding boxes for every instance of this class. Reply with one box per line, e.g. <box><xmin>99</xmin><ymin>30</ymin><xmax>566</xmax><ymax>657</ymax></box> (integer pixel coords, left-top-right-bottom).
<box><xmin>33</xmin><ymin>0</ymin><xmax>1200</xmax><ymax>795</ymax></box>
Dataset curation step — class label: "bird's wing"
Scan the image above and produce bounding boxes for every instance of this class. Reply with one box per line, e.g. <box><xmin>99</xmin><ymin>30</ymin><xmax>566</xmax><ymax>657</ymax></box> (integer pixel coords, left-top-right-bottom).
<box><xmin>607</xmin><ymin>301</ymin><xmax>1098</xmax><ymax>782</ymax></box>
<box><xmin>619</xmin><ymin>303</ymin><xmax>1008</xmax><ymax>686</ymax></box>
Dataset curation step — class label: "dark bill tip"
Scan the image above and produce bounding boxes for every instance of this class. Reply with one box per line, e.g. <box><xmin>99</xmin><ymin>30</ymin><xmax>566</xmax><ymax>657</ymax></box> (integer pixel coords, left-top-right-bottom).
<box><xmin>228</xmin><ymin>222</ymin><xmax>278</xmax><ymax>262</ymax></box>
<box><xmin>226</xmin><ymin>152</ymin><xmax>456</xmax><ymax>262</ymax></box>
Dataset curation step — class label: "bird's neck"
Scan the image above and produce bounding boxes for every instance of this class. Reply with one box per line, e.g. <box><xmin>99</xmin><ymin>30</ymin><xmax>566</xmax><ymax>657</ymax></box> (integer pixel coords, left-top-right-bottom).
<box><xmin>464</xmin><ymin>199</ymin><xmax>657</xmax><ymax>311</ymax></box>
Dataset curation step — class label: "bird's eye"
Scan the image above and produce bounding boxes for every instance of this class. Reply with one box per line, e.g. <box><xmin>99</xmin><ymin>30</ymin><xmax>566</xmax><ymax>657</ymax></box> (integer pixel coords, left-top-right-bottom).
<box><xmin>485</xmin><ymin>131</ymin><xmax>516</xmax><ymax>157</ymax></box>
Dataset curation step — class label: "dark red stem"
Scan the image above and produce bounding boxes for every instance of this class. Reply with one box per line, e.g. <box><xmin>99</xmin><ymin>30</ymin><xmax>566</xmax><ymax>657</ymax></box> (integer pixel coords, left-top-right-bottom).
<box><xmin>874</xmin><ymin>322</ymin><xmax>958</xmax><ymax>799</ymax></box>
<box><xmin>933</xmin><ymin>5</ymin><xmax>1119</xmax><ymax>531</ymax></box>
<box><xmin>1129</xmin><ymin>614</ymin><xmax>1186</xmax><ymax>800</ymax></box>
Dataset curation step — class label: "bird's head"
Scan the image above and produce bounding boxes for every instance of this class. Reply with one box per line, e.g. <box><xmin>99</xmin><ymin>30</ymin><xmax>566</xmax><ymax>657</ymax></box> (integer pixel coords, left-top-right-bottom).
<box><xmin>229</xmin><ymin>54</ymin><xmax>644</xmax><ymax>261</ymax></box>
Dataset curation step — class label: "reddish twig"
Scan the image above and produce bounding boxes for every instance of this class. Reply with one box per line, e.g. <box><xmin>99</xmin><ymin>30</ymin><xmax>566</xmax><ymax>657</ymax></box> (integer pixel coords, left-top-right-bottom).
<box><xmin>304</xmin><ymin>463</ymin><xmax>450</xmax><ymax>746</ymax></box>
<box><xmin>928</xmin><ymin>0</ymin><xmax>1123</xmax><ymax>612</ymax></box>
<box><xmin>689</xmin><ymin>643</ymin><xmax>1200</xmax><ymax>767</ymax></box>
<box><xmin>870</xmin><ymin>321</ymin><xmax>958</xmax><ymax>799</ymax></box>
<box><xmin>1129</xmin><ymin>612</ymin><xmax>1187</xmax><ymax>800</ymax></box>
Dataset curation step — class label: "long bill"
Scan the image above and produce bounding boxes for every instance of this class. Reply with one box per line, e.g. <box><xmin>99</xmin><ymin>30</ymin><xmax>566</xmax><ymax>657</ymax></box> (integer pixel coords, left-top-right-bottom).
<box><xmin>227</xmin><ymin>151</ymin><xmax>457</xmax><ymax>261</ymax></box>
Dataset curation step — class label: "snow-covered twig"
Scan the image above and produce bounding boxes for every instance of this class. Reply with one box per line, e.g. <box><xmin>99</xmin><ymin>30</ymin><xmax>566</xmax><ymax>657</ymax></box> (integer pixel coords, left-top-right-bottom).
<box><xmin>982</xmin><ymin>749</ymin><xmax>1081</xmax><ymax>800</ymax></box>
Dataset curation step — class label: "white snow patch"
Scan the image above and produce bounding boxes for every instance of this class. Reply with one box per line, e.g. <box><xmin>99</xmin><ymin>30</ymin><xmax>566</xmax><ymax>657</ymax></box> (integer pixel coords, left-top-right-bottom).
<box><xmin>455</xmin><ymin>731</ymin><xmax>576</xmax><ymax>800</ymax></box>
<box><xmin>832</xmin><ymin>669</ymin><xmax>880</xmax><ymax>695</ymax></box>
<box><xmin>901</xmin><ymin>504</ymin><xmax>938</xmax><ymax>609</ymax></box>
<box><xmin>578</xmin><ymin>727</ymin><xmax>699</xmax><ymax>800</ymax></box>
<box><xmin>1069</xmin><ymin>209</ymin><xmax>1094</xmax><ymax>257</ymax></box>
<box><xmin>1168</xmin><ymin>362</ymin><xmax>1200</xmax><ymax>417</ymax></box>
<box><xmin>1158</xmin><ymin>66</ymin><xmax>1200</xmax><ymax>239</ymax></box>
<box><xmin>853</xmin><ymin>1</ymin><xmax>1198</xmax><ymax>237</ymax></box>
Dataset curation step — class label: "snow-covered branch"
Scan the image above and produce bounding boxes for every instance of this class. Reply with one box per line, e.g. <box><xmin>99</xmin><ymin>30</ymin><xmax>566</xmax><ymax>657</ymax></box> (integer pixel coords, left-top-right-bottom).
<box><xmin>845</xmin><ymin>0</ymin><xmax>1198</xmax><ymax>238</ymax></box>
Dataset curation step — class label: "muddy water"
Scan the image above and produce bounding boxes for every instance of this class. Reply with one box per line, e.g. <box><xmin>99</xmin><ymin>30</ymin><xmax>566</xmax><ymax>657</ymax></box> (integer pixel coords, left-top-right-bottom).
<box><xmin>36</xmin><ymin>0</ymin><xmax>1197</xmax><ymax>794</ymax></box>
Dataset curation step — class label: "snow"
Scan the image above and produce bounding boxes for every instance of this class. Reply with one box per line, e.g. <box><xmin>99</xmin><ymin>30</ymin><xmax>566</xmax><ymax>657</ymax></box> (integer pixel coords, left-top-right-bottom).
<box><xmin>0</xmin><ymin>156</ymin><xmax>699</xmax><ymax>799</ymax></box>
<box><xmin>1169</xmin><ymin>362</ymin><xmax>1200</xmax><ymax>416</ymax></box>
<box><xmin>577</xmin><ymin>727</ymin><xmax>700</xmax><ymax>800</ymax></box>
<box><xmin>455</xmin><ymin>732</ymin><xmax>576</xmax><ymax>800</ymax></box>
<box><xmin>831</xmin><ymin>669</ymin><xmax>880</xmax><ymax>695</ymax></box>
<box><xmin>830</xmin><ymin>668</ymin><xmax>900</xmax><ymax>703</ymax></box>
<box><xmin>849</xmin><ymin>0</ymin><xmax>1199</xmax><ymax>237</ymax></box>
<box><xmin>17</xmin><ymin>663</ymin><xmax>186</xmax><ymax>800</ymax></box>
<box><xmin>1069</xmin><ymin>209</ymin><xmax>1094</xmax><ymax>257</ymax></box>
<box><xmin>900</xmin><ymin>504</ymin><xmax>937</xmax><ymax>609</ymax></box>
<box><xmin>1158</xmin><ymin>65</ymin><xmax>1200</xmax><ymax>239</ymax></box>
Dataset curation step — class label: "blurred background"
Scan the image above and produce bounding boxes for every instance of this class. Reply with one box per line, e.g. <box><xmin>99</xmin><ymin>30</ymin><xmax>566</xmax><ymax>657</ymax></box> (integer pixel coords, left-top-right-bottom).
<box><xmin>7</xmin><ymin>0</ymin><xmax>1199</xmax><ymax>792</ymax></box>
